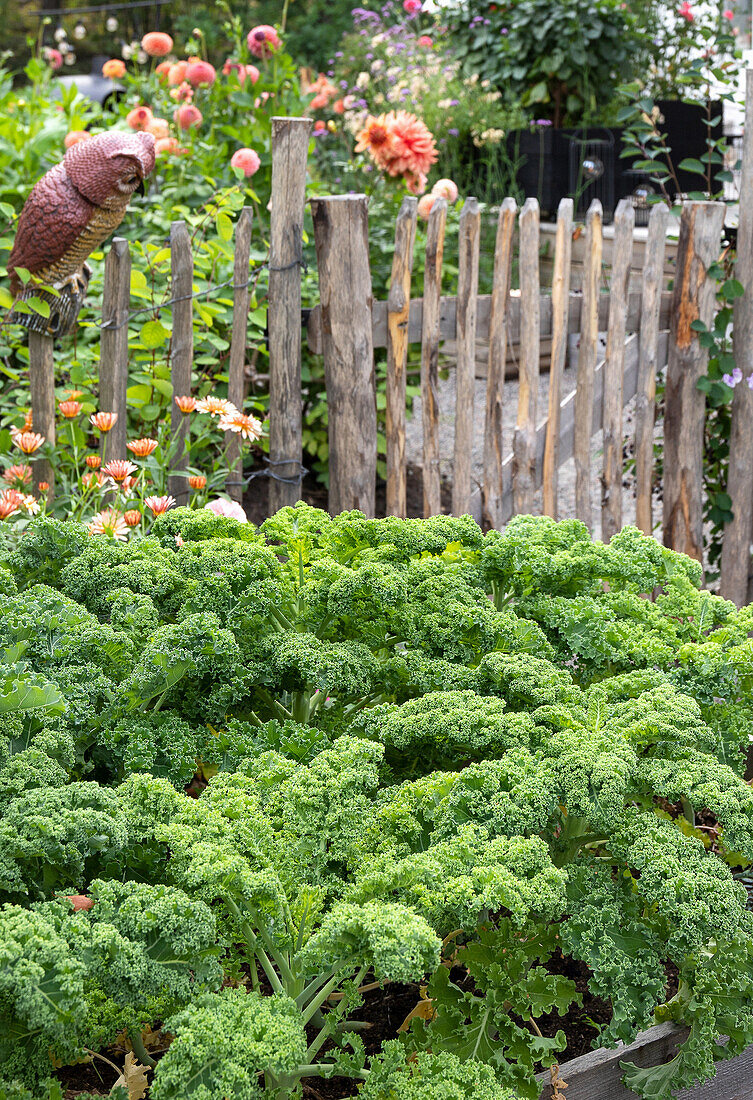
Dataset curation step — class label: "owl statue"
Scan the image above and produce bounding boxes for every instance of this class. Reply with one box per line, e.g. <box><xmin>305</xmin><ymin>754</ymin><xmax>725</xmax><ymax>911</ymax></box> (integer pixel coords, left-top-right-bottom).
<box><xmin>8</xmin><ymin>130</ymin><xmax>155</xmax><ymax>337</ymax></box>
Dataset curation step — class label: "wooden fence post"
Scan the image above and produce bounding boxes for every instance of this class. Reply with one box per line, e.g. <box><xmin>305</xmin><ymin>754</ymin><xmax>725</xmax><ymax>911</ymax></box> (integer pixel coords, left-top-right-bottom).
<box><xmin>420</xmin><ymin>197</ymin><xmax>447</xmax><ymax>517</ymax></box>
<box><xmin>98</xmin><ymin>238</ymin><xmax>131</xmax><ymax>465</ymax></box>
<box><xmin>482</xmin><ymin>197</ymin><xmax>516</xmax><ymax>532</ymax></box>
<box><xmin>452</xmin><ymin>197</ymin><xmax>481</xmax><ymax>517</ymax></box>
<box><xmin>168</xmin><ymin>221</ymin><xmax>193</xmax><ymax>505</ymax></box>
<box><xmin>663</xmin><ymin>201</ymin><xmax>725</xmax><ymax>564</ymax></box>
<box><xmin>268</xmin><ymin>117</ymin><xmax>312</xmax><ymax>513</ymax></box>
<box><xmin>311</xmin><ymin>194</ymin><xmax>376</xmax><ymax>516</ymax></box>
<box><xmin>226</xmin><ymin>206</ymin><xmax>253</xmax><ymax>504</ymax></box>
<box><xmin>513</xmin><ymin>197</ymin><xmax>540</xmax><ymax>515</ymax></box>
<box><xmin>28</xmin><ymin>333</ymin><xmax>55</xmax><ymax>498</ymax></box>
<box><xmin>720</xmin><ymin>70</ymin><xmax>753</xmax><ymax>604</ymax></box>
<box><xmin>634</xmin><ymin>202</ymin><xmax>668</xmax><ymax>536</ymax></box>
<box><xmin>386</xmin><ymin>195</ymin><xmax>417</xmax><ymax>518</ymax></box>
<box><xmin>600</xmin><ymin>198</ymin><xmax>634</xmax><ymax>542</ymax></box>
<box><xmin>573</xmin><ymin>199</ymin><xmax>603</xmax><ymax>531</ymax></box>
<box><xmin>542</xmin><ymin>197</ymin><xmax>574</xmax><ymax>520</ymax></box>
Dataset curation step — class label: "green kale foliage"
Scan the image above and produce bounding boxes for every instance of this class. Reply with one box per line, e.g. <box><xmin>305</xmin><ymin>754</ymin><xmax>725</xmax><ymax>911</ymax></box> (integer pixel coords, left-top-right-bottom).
<box><xmin>2</xmin><ymin>506</ymin><xmax>753</xmax><ymax>1098</ymax></box>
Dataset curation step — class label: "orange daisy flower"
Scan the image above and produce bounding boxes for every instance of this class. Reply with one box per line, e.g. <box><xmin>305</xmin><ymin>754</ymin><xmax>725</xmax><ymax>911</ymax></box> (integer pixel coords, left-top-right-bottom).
<box><xmin>0</xmin><ymin>490</ymin><xmax>23</xmax><ymax>519</ymax></box>
<box><xmin>88</xmin><ymin>509</ymin><xmax>128</xmax><ymax>540</ymax></box>
<box><xmin>123</xmin><ymin>509</ymin><xmax>142</xmax><ymax>527</ymax></box>
<box><xmin>175</xmin><ymin>395</ymin><xmax>197</xmax><ymax>414</ymax></box>
<box><xmin>3</xmin><ymin>464</ymin><xmax>31</xmax><ymax>486</ymax></box>
<box><xmin>38</xmin><ymin>481</ymin><xmax>49</xmax><ymax>492</ymax></box>
<box><xmin>127</xmin><ymin>438</ymin><xmax>159</xmax><ymax>458</ymax></box>
<box><xmin>217</xmin><ymin>410</ymin><xmax>264</xmax><ymax>441</ymax></box>
<box><xmin>14</xmin><ymin>432</ymin><xmax>44</xmax><ymax>455</ymax></box>
<box><xmin>195</xmin><ymin>396</ymin><xmax>237</xmax><ymax>417</ymax></box>
<box><xmin>85</xmin><ymin>455</ymin><xmax>102</xmax><ymax>469</ymax></box>
<box><xmin>188</xmin><ymin>474</ymin><xmax>207</xmax><ymax>490</ymax></box>
<box><xmin>145</xmin><ymin>494</ymin><xmax>176</xmax><ymax>516</ymax></box>
<box><xmin>82</xmin><ymin>471</ymin><xmax>106</xmax><ymax>489</ymax></box>
<box><xmin>103</xmin><ymin>459</ymin><xmax>138</xmax><ymax>483</ymax></box>
<box><xmin>90</xmin><ymin>412</ymin><xmax>118</xmax><ymax>432</ymax></box>
<box><xmin>59</xmin><ymin>400</ymin><xmax>82</xmax><ymax>418</ymax></box>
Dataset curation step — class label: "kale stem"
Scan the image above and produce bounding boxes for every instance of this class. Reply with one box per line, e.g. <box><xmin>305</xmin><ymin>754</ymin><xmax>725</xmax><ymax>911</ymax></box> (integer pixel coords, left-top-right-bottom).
<box><xmin>129</xmin><ymin>1029</ymin><xmax>157</xmax><ymax>1068</ymax></box>
<box><xmin>300</xmin><ymin>971</ymin><xmax>344</xmax><ymax>1026</ymax></box>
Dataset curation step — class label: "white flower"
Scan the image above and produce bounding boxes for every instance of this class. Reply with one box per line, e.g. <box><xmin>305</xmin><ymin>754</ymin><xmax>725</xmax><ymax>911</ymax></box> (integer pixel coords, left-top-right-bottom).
<box><xmin>356</xmin><ymin>71</ymin><xmax>370</xmax><ymax>89</ymax></box>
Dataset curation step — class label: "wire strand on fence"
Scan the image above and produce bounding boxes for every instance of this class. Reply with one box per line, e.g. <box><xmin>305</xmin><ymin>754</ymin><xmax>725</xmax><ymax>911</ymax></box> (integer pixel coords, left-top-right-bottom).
<box><xmin>224</xmin><ymin>458</ymin><xmax>308</xmax><ymax>486</ymax></box>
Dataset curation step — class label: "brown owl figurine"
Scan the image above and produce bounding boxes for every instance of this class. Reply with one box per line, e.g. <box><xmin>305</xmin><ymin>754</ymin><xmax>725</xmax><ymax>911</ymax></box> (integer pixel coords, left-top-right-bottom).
<box><xmin>8</xmin><ymin>130</ymin><xmax>155</xmax><ymax>336</ymax></box>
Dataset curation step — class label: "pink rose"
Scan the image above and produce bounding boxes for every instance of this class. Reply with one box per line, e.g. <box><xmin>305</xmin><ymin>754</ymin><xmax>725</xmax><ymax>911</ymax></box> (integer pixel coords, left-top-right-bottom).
<box><xmin>403</xmin><ymin>0</ymin><xmax>422</xmax><ymax>13</ymax></box>
<box><xmin>417</xmin><ymin>34</ymin><xmax>433</xmax><ymax>47</ymax></box>
<box><xmin>230</xmin><ymin>147</ymin><xmax>261</xmax><ymax>177</ymax></box>
<box><xmin>44</xmin><ymin>47</ymin><xmax>63</xmax><ymax>71</ymax></box>
<box><xmin>205</xmin><ymin>498</ymin><xmax>248</xmax><ymax>522</ymax></box>
<box><xmin>431</xmin><ymin>178</ymin><xmax>459</xmax><ymax>203</ymax></box>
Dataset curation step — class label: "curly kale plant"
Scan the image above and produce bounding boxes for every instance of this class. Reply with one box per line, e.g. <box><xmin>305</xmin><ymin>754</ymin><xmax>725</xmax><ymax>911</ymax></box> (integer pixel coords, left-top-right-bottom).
<box><xmin>2</xmin><ymin>506</ymin><xmax>753</xmax><ymax>1099</ymax></box>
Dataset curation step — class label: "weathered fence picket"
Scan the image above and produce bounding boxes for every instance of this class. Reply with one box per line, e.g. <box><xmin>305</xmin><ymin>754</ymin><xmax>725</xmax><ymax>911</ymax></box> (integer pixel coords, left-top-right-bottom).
<box><xmin>420</xmin><ymin>197</ymin><xmax>447</xmax><ymax>517</ymax></box>
<box><xmin>386</xmin><ymin>195</ymin><xmax>417</xmax><ymax>518</ymax></box>
<box><xmin>634</xmin><ymin>202</ymin><xmax>668</xmax><ymax>537</ymax></box>
<box><xmin>268</xmin><ymin>116</ymin><xmax>312</xmax><ymax>512</ymax></box>
<box><xmin>28</xmin><ymin>331</ymin><xmax>55</xmax><ymax>497</ymax></box>
<box><xmin>573</xmin><ymin>199</ymin><xmax>602</xmax><ymax>531</ymax></box>
<box><xmin>453</xmin><ymin>197</ymin><xmax>481</xmax><ymax>517</ymax></box>
<box><xmin>310</xmin><ymin>194</ymin><xmax>376</xmax><ymax>516</ymax></box>
<box><xmin>98</xmin><ymin>237</ymin><xmax>130</xmax><ymax>465</ymax></box>
<box><xmin>663</xmin><ymin>201</ymin><xmax>726</xmax><ymax>568</ymax></box>
<box><xmin>541</xmin><ymin>197</ymin><xmax>573</xmax><ymax>521</ymax></box>
<box><xmin>482</xmin><ymin>196</ymin><xmax>516</xmax><ymax>531</ymax></box>
<box><xmin>513</xmin><ymin>197</ymin><xmax>540</xmax><ymax>515</ymax></box>
<box><xmin>601</xmin><ymin>198</ymin><xmax>634</xmax><ymax>542</ymax></box>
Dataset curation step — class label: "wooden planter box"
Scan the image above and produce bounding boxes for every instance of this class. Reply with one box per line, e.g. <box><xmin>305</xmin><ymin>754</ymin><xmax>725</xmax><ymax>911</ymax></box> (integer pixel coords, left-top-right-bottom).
<box><xmin>536</xmin><ymin>1022</ymin><xmax>753</xmax><ymax>1100</ymax></box>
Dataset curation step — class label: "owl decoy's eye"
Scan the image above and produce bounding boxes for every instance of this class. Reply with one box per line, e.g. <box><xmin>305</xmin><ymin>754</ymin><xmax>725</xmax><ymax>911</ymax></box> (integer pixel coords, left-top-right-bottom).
<box><xmin>125</xmin><ymin>174</ymin><xmax>139</xmax><ymax>185</ymax></box>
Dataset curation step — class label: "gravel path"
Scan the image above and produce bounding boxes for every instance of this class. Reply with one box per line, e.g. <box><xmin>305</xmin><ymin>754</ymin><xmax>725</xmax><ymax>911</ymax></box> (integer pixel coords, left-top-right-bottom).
<box><xmin>404</xmin><ymin>348</ymin><xmax>662</xmax><ymax>542</ymax></box>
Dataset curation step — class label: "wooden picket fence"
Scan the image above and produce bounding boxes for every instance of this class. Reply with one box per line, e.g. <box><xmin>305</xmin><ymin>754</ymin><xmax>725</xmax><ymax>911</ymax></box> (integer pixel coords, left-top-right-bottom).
<box><xmin>24</xmin><ymin>80</ymin><xmax>753</xmax><ymax>606</ymax></box>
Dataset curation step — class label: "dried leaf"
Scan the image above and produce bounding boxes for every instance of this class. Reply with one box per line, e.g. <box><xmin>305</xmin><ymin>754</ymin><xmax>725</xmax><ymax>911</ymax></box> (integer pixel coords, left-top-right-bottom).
<box><xmin>398</xmin><ymin>986</ymin><xmax>435</xmax><ymax>1033</ymax></box>
<box><xmin>111</xmin><ymin>1052</ymin><xmax>150</xmax><ymax>1100</ymax></box>
<box><xmin>550</xmin><ymin>1062</ymin><xmax>568</xmax><ymax>1100</ymax></box>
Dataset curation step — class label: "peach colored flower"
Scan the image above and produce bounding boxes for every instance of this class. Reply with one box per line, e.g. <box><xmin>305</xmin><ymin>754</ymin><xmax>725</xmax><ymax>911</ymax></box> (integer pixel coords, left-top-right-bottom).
<box><xmin>66</xmin><ymin>389</ymin><xmax>84</xmax><ymax>399</ymax></box>
<box><xmin>155</xmin><ymin>60</ymin><xmax>173</xmax><ymax>81</ymax></box>
<box><xmin>314</xmin><ymin>120</ymin><xmax>326</xmax><ymax>133</ymax></box>
<box><xmin>127</xmin><ymin>437</ymin><xmax>158</xmax><ymax>457</ymax></box>
<box><xmin>417</xmin><ymin>194</ymin><xmax>435</xmax><ymax>219</ymax></box>
<box><xmin>405</xmin><ymin>171</ymin><xmax>427</xmax><ymax>195</ymax></box>
<box><xmin>38</xmin><ymin>481</ymin><xmax>49</xmax><ymax>492</ymax></box>
<box><xmin>168</xmin><ymin>61</ymin><xmax>189</xmax><ymax>85</ymax></box>
<box><xmin>103</xmin><ymin>459</ymin><xmax>137</xmax><ymax>483</ymax></box>
<box><xmin>3</xmin><ymin>464</ymin><xmax>31</xmax><ymax>486</ymax></box>
<box><xmin>417</xmin><ymin>34</ymin><xmax>433</xmax><ymax>47</ymax></box>
<box><xmin>355</xmin><ymin>114</ymin><xmax>395</xmax><ymax>168</ymax></box>
<box><xmin>195</xmin><ymin>396</ymin><xmax>237</xmax><ymax>417</ymax></box>
<box><xmin>175</xmin><ymin>395</ymin><xmax>196</xmax><ymax>413</ymax></box>
<box><xmin>230</xmin><ymin>148</ymin><xmax>261</xmax><ymax>177</ymax></box>
<box><xmin>218</xmin><ymin>410</ymin><xmax>264</xmax><ymax>441</ymax></box>
<box><xmin>205</xmin><ymin>497</ymin><xmax>247</xmax><ymax>522</ymax></box>
<box><xmin>91</xmin><ymin>412</ymin><xmax>118</xmax><ymax>432</ymax></box>
<box><xmin>88</xmin><ymin>509</ymin><xmax>128</xmax><ymax>540</ymax></box>
<box><xmin>123</xmin><ymin>509</ymin><xmax>141</xmax><ymax>527</ymax></box>
<box><xmin>126</xmin><ymin>105</ymin><xmax>154</xmax><ymax>131</ymax></box>
<box><xmin>119</xmin><ymin>475</ymin><xmax>139</xmax><ymax>494</ymax></box>
<box><xmin>82</xmin><ymin>471</ymin><xmax>106</xmax><ymax>488</ymax></box>
<box><xmin>102</xmin><ymin>58</ymin><xmax>126</xmax><ymax>78</ymax></box>
<box><xmin>64</xmin><ymin>131</ymin><xmax>91</xmax><ymax>149</ymax></box>
<box><xmin>246</xmin><ymin>24</ymin><xmax>281</xmax><ymax>58</ymax></box>
<box><xmin>186</xmin><ymin>60</ymin><xmax>216</xmax><ymax>86</ymax></box>
<box><xmin>431</xmin><ymin>178</ymin><xmax>459</xmax><ymax>203</ymax></box>
<box><xmin>387</xmin><ymin>111</ymin><xmax>437</xmax><ymax>178</ymax></box>
<box><xmin>188</xmin><ymin>474</ymin><xmax>207</xmax><ymax>490</ymax></box>
<box><xmin>85</xmin><ymin>455</ymin><xmax>101</xmax><ymax>469</ymax></box>
<box><xmin>59</xmin><ymin>400</ymin><xmax>82</xmax><ymax>418</ymax></box>
<box><xmin>174</xmin><ymin>104</ymin><xmax>202</xmax><ymax>130</ymax></box>
<box><xmin>223</xmin><ymin>59</ymin><xmax>259</xmax><ymax>83</ymax></box>
<box><xmin>145</xmin><ymin>494</ymin><xmax>176</xmax><ymax>516</ymax></box>
<box><xmin>310</xmin><ymin>92</ymin><xmax>330</xmax><ymax>110</ymax></box>
<box><xmin>155</xmin><ymin>137</ymin><xmax>186</xmax><ymax>156</ymax></box>
<box><xmin>141</xmin><ymin>31</ymin><xmax>173</xmax><ymax>57</ymax></box>
<box><xmin>23</xmin><ymin>410</ymin><xmax>33</xmax><ymax>431</ymax></box>
<box><xmin>14</xmin><ymin>432</ymin><xmax>44</xmax><ymax>455</ymax></box>
<box><xmin>147</xmin><ymin>117</ymin><xmax>170</xmax><ymax>139</ymax></box>
<box><xmin>0</xmin><ymin>490</ymin><xmax>23</xmax><ymax>519</ymax></box>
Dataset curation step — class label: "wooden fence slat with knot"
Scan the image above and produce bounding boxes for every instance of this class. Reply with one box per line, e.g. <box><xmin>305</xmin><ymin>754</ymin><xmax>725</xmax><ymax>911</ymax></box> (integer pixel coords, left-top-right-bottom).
<box><xmin>23</xmin><ymin>101</ymin><xmax>753</xmax><ymax>604</ymax></box>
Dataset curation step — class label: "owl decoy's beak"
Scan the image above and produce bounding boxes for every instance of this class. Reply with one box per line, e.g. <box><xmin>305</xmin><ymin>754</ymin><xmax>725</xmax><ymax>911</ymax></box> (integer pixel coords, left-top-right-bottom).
<box><xmin>136</xmin><ymin>178</ymin><xmax>147</xmax><ymax>196</ymax></box>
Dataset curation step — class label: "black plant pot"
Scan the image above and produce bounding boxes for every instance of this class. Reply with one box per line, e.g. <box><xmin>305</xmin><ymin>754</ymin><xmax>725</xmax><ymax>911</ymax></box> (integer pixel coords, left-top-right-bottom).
<box><xmin>506</xmin><ymin>127</ymin><xmax>570</xmax><ymax>218</ymax></box>
<box><xmin>655</xmin><ymin>99</ymin><xmax>724</xmax><ymax>194</ymax></box>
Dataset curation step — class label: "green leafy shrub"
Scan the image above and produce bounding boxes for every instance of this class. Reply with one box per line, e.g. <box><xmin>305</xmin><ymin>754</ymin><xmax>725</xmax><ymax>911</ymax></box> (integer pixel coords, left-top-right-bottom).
<box><xmin>2</xmin><ymin>507</ymin><xmax>753</xmax><ymax>1098</ymax></box>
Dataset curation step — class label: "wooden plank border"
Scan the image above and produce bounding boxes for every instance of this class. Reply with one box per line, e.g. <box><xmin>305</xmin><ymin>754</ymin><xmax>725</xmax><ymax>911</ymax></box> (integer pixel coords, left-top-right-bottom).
<box><xmin>537</xmin><ymin>1022</ymin><xmax>753</xmax><ymax>1100</ymax></box>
